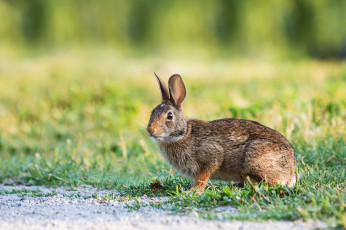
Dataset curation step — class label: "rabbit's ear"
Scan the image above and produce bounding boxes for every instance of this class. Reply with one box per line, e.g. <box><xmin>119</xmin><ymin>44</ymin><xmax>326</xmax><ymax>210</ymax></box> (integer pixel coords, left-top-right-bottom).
<box><xmin>154</xmin><ymin>72</ymin><xmax>170</xmax><ymax>102</ymax></box>
<box><xmin>168</xmin><ymin>74</ymin><xmax>186</xmax><ymax>109</ymax></box>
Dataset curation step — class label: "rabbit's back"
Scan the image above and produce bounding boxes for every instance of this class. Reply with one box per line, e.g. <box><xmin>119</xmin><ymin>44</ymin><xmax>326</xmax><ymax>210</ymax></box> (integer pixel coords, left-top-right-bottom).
<box><xmin>208</xmin><ymin>118</ymin><xmax>292</xmax><ymax>147</ymax></box>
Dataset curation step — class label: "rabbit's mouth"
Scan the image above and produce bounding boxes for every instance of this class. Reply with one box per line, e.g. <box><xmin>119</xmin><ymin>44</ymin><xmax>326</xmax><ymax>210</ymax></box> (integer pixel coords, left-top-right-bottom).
<box><xmin>146</xmin><ymin>129</ymin><xmax>166</xmax><ymax>141</ymax></box>
<box><xmin>149</xmin><ymin>134</ymin><xmax>166</xmax><ymax>142</ymax></box>
<box><xmin>148</xmin><ymin>133</ymin><xmax>164</xmax><ymax>140</ymax></box>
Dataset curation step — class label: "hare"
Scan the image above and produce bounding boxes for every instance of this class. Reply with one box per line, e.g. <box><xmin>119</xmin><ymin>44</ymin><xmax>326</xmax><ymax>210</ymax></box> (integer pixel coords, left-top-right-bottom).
<box><xmin>146</xmin><ymin>73</ymin><xmax>297</xmax><ymax>191</ymax></box>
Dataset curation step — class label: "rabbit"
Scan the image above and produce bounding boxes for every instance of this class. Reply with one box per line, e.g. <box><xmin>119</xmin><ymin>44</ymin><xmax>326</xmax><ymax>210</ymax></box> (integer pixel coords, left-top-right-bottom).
<box><xmin>146</xmin><ymin>73</ymin><xmax>297</xmax><ymax>191</ymax></box>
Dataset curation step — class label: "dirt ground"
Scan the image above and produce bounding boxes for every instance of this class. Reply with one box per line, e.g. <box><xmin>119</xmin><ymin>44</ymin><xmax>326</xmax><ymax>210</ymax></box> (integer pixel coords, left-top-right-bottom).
<box><xmin>0</xmin><ymin>184</ymin><xmax>326</xmax><ymax>230</ymax></box>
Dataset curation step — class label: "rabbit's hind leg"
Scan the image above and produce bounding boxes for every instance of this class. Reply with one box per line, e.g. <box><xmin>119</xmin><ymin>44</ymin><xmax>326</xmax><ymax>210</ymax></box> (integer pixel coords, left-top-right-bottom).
<box><xmin>243</xmin><ymin>140</ymin><xmax>296</xmax><ymax>187</ymax></box>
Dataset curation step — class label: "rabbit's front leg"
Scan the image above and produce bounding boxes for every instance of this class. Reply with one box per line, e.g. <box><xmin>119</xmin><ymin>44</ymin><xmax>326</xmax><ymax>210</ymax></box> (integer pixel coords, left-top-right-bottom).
<box><xmin>191</xmin><ymin>170</ymin><xmax>211</xmax><ymax>192</ymax></box>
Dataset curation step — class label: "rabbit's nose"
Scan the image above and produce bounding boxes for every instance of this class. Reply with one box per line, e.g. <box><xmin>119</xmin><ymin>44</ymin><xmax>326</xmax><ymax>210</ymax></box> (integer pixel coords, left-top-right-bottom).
<box><xmin>146</xmin><ymin>126</ymin><xmax>155</xmax><ymax>136</ymax></box>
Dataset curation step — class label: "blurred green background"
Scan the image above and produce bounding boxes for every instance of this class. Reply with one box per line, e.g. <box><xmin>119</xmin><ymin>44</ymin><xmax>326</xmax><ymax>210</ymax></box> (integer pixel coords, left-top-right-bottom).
<box><xmin>0</xmin><ymin>0</ymin><xmax>345</xmax><ymax>184</ymax></box>
<box><xmin>1</xmin><ymin>0</ymin><xmax>345</xmax><ymax>59</ymax></box>
<box><xmin>0</xmin><ymin>2</ymin><xmax>345</xmax><ymax>224</ymax></box>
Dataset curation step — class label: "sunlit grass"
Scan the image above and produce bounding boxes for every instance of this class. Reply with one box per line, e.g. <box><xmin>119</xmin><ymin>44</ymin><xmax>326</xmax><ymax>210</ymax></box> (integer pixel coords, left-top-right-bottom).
<box><xmin>0</xmin><ymin>53</ymin><xmax>345</xmax><ymax>227</ymax></box>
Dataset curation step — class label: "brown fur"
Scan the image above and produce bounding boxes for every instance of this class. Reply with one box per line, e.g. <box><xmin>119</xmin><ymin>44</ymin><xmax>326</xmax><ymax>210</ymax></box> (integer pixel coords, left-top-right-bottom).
<box><xmin>147</xmin><ymin>74</ymin><xmax>297</xmax><ymax>191</ymax></box>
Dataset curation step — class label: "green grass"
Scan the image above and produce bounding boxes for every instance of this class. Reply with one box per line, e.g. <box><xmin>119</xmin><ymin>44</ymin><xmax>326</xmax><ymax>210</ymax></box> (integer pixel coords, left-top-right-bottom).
<box><xmin>0</xmin><ymin>54</ymin><xmax>345</xmax><ymax>227</ymax></box>
<box><xmin>0</xmin><ymin>188</ymin><xmax>57</xmax><ymax>197</ymax></box>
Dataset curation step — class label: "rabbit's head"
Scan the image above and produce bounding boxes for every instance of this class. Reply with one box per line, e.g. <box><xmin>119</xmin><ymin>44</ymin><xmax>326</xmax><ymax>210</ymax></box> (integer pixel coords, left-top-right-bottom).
<box><xmin>146</xmin><ymin>73</ymin><xmax>187</xmax><ymax>142</ymax></box>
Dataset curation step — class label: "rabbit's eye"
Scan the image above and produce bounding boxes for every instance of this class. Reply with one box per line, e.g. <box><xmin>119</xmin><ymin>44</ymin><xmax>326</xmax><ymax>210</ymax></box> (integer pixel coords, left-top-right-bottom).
<box><xmin>167</xmin><ymin>112</ymin><xmax>173</xmax><ymax>120</ymax></box>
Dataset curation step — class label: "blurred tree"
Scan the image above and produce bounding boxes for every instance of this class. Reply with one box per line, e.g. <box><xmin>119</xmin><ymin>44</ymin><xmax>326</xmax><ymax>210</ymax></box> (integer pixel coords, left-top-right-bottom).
<box><xmin>127</xmin><ymin>0</ymin><xmax>153</xmax><ymax>46</ymax></box>
<box><xmin>0</xmin><ymin>0</ymin><xmax>344</xmax><ymax>59</ymax></box>
<box><xmin>6</xmin><ymin>0</ymin><xmax>47</xmax><ymax>44</ymax></box>
<box><xmin>285</xmin><ymin>0</ymin><xmax>316</xmax><ymax>46</ymax></box>
<box><xmin>214</xmin><ymin>0</ymin><xmax>243</xmax><ymax>44</ymax></box>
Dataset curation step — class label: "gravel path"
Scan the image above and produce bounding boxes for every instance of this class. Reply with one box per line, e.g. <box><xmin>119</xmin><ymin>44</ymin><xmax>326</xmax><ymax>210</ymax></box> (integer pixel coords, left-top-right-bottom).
<box><xmin>0</xmin><ymin>184</ymin><xmax>326</xmax><ymax>230</ymax></box>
